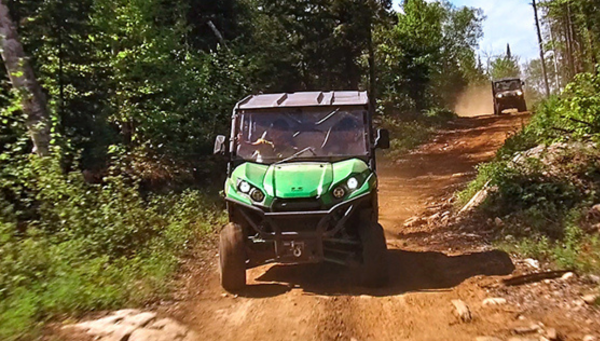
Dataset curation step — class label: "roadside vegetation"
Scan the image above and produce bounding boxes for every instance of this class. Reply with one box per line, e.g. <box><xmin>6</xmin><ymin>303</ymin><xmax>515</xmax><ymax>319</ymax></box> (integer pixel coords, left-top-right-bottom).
<box><xmin>460</xmin><ymin>69</ymin><xmax>600</xmax><ymax>273</ymax></box>
<box><xmin>382</xmin><ymin>108</ymin><xmax>458</xmax><ymax>159</ymax></box>
<box><xmin>0</xmin><ymin>0</ymin><xmax>489</xmax><ymax>339</ymax></box>
<box><xmin>0</xmin><ymin>153</ymin><xmax>225</xmax><ymax>339</ymax></box>
<box><xmin>458</xmin><ymin>0</ymin><xmax>600</xmax><ymax>274</ymax></box>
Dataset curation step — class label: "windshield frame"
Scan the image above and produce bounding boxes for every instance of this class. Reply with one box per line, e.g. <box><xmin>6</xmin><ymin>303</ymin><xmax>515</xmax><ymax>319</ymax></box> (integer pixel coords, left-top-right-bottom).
<box><xmin>495</xmin><ymin>80</ymin><xmax>522</xmax><ymax>92</ymax></box>
<box><xmin>231</xmin><ymin>106</ymin><xmax>372</xmax><ymax>165</ymax></box>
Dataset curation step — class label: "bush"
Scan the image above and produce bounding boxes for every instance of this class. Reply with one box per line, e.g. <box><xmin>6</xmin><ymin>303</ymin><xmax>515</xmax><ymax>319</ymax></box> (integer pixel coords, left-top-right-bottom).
<box><xmin>498</xmin><ymin>69</ymin><xmax>600</xmax><ymax>159</ymax></box>
<box><xmin>423</xmin><ymin>107</ymin><xmax>458</xmax><ymax>126</ymax></box>
<box><xmin>379</xmin><ymin>108</ymin><xmax>457</xmax><ymax>159</ymax></box>
<box><xmin>460</xmin><ymin>69</ymin><xmax>600</xmax><ymax>273</ymax></box>
<box><xmin>380</xmin><ymin>117</ymin><xmax>433</xmax><ymax>159</ymax></box>
<box><xmin>0</xmin><ymin>155</ymin><xmax>225</xmax><ymax>340</ymax></box>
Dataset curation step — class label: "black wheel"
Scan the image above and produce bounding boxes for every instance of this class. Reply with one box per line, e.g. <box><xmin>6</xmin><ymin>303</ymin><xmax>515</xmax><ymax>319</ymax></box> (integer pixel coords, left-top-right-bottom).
<box><xmin>219</xmin><ymin>222</ymin><xmax>247</xmax><ymax>292</ymax></box>
<box><xmin>358</xmin><ymin>219</ymin><xmax>388</xmax><ymax>287</ymax></box>
<box><xmin>517</xmin><ymin>101</ymin><xmax>527</xmax><ymax>112</ymax></box>
<box><xmin>494</xmin><ymin>103</ymin><xmax>502</xmax><ymax>115</ymax></box>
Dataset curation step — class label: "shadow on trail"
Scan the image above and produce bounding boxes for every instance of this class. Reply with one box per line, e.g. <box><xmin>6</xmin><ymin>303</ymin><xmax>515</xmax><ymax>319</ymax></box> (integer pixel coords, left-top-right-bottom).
<box><xmin>238</xmin><ymin>249</ymin><xmax>514</xmax><ymax>298</ymax></box>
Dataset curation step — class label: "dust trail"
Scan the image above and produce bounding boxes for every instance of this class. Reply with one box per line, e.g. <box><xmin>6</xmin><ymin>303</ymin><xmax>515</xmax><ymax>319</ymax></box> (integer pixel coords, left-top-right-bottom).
<box><xmin>454</xmin><ymin>85</ymin><xmax>494</xmax><ymax>117</ymax></box>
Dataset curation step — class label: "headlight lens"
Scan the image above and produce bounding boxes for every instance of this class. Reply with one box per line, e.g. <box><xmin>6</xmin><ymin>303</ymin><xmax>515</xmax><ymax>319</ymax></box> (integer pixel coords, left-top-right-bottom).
<box><xmin>332</xmin><ymin>186</ymin><xmax>346</xmax><ymax>199</ymax></box>
<box><xmin>347</xmin><ymin>177</ymin><xmax>359</xmax><ymax>190</ymax></box>
<box><xmin>516</xmin><ymin>90</ymin><xmax>523</xmax><ymax>96</ymax></box>
<box><xmin>250</xmin><ymin>188</ymin><xmax>265</xmax><ymax>202</ymax></box>
<box><xmin>496</xmin><ymin>94</ymin><xmax>503</xmax><ymax>99</ymax></box>
<box><xmin>238</xmin><ymin>180</ymin><xmax>251</xmax><ymax>193</ymax></box>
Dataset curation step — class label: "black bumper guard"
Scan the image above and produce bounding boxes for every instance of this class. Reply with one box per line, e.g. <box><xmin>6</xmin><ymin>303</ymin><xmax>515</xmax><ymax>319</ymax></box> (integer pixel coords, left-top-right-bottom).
<box><xmin>226</xmin><ymin>193</ymin><xmax>371</xmax><ymax>263</ymax></box>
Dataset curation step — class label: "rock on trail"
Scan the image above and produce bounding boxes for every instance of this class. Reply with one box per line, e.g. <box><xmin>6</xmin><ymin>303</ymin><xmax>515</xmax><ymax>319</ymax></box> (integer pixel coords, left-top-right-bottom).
<box><xmin>63</xmin><ymin>309</ymin><xmax>198</xmax><ymax>341</ymax></box>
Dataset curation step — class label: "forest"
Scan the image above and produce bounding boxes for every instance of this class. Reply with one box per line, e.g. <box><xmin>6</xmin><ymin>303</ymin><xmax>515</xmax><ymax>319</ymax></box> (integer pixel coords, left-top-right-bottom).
<box><xmin>0</xmin><ymin>0</ymin><xmax>598</xmax><ymax>339</ymax></box>
<box><xmin>0</xmin><ymin>0</ymin><xmax>488</xmax><ymax>338</ymax></box>
<box><xmin>461</xmin><ymin>0</ymin><xmax>600</xmax><ymax>285</ymax></box>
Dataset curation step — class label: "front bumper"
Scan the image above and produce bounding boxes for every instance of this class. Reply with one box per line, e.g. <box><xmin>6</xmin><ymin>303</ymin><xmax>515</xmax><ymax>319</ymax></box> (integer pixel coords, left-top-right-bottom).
<box><xmin>497</xmin><ymin>96</ymin><xmax>525</xmax><ymax>108</ymax></box>
<box><xmin>226</xmin><ymin>193</ymin><xmax>372</xmax><ymax>266</ymax></box>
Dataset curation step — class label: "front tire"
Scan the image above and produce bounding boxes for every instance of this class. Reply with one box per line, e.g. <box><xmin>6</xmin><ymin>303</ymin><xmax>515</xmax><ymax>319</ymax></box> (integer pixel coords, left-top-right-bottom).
<box><xmin>359</xmin><ymin>220</ymin><xmax>389</xmax><ymax>287</ymax></box>
<box><xmin>494</xmin><ymin>102</ymin><xmax>502</xmax><ymax>115</ymax></box>
<box><xmin>219</xmin><ymin>222</ymin><xmax>247</xmax><ymax>292</ymax></box>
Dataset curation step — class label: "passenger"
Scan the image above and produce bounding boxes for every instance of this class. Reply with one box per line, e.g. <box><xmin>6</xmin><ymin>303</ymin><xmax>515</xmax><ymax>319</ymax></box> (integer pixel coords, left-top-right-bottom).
<box><xmin>252</xmin><ymin>119</ymin><xmax>297</xmax><ymax>159</ymax></box>
<box><xmin>325</xmin><ymin>117</ymin><xmax>365</xmax><ymax>155</ymax></box>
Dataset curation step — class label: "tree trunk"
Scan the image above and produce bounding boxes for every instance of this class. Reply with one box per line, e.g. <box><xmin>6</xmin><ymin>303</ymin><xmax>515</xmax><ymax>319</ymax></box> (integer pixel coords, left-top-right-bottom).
<box><xmin>533</xmin><ymin>0</ymin><xmax>551</xmax><ymax>98</ymax></box>
<box><xmin>0</xmin><ymin>0</ymin><xmax>50</xmax><ymax>156</ymax></box>
<box><xmin>367</xmin><ymin>13</ymin><xmax>376</xmax><ymax>118</ymax></box>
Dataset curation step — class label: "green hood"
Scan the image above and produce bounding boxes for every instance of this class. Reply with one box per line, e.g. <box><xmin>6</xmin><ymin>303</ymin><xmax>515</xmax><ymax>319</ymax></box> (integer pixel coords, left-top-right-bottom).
<box><xmin>227</xmin><ymin>159</ymin><xmax>372</xmax><ymax>205</ymax></box>
<box><xmin>268</xmin><ymin>163</ymin><xmax>333</xmax><ymax>198</ymax></box>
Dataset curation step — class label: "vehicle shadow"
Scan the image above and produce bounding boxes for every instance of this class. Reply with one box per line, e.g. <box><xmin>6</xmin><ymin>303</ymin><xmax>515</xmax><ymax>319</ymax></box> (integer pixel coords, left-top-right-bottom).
<box><xmin>240</xmin><ymin>249</ymin><xmax>514</xmax><ymax>298</ymax></box>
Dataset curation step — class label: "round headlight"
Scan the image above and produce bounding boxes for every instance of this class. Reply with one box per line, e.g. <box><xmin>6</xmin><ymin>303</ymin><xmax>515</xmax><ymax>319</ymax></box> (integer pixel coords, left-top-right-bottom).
<box><xmin>496</xmin><ymin>94</ymin><xmax>503</xmax><ymax>99</ymax></box>
<box><xmin>516</xmin><ymin>90</ymin><xmax>523</xmax><ymax>96</ymax></box>
<box><xmin>250</xmin><ymin>188</ymin><xmax>265</xmax><ymax>202</ymax></box>
<box><xmin>332</xmin><ymin>187</ymin><xmax>346</xmax><ymax>199</ymax></box>
<box><xmin>238</xmin><ymin>181</ymin><xmax>251</xmax><ymax>193</ymax></box>
<box><xmin>347</xmin><ymin>177</ymin><xmax>359</xmax><ymax>190</ymax></box>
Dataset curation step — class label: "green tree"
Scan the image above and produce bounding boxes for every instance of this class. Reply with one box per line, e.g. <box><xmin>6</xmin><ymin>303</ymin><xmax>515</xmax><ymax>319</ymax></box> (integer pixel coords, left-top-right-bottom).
<box><xmin>490</xmin><ymin>45</ymin><xmax>521</xmax><ymax>80</ymax></box>
<box><xmin>376</xmin><ymin>0</ymin><xmax>484</xmax><ymax>115</ymax></box>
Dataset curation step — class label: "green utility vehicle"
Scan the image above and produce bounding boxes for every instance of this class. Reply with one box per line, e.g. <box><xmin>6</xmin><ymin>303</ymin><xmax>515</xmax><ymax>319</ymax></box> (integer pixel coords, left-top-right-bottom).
<box><xmin>214</xmin><ymin>91</ymin><xmax>390</xmax><ymax>292</ymax></box>
<box><xmin>492</xmin><ymin>78</ymin><xmax>528</xmax><ymax>115</ymax></box>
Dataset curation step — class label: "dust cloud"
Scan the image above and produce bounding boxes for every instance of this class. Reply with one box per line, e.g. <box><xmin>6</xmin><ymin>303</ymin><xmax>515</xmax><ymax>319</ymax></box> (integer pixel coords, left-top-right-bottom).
<box><xmin>453</xmin><ymin>85</ymin><xmax>494</xmax><ymax>117</ymax></box>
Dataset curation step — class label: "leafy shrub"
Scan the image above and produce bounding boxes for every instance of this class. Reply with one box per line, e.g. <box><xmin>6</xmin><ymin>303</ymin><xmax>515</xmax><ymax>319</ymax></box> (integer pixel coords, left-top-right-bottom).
<box><xmin>378</xmin><ymin>108</ymin><xmax>458</xmax><ymax>159</ymax></box>
<box><xmin>423</xmin><ymin>107</ymin><xmax>458</xmax><ymax>126</ymax></box>
<box><xmin>498</xmin><ymin>68</ymin><xmax>600</xmax><ymax>159</ymax></box>
<box><xmin>460</xmin><ymin>67</ymin><xmax>600</xmax><ymax>273</ymax></box>
<box><xmin>0</xmin><ymin>155</ymin><xmax>225</xmax><ymax>340</ymax></box>
<box><xmin>380</xmin><ymin>116</ymin><xmax>433</xmax><ymax>158</ymax></box>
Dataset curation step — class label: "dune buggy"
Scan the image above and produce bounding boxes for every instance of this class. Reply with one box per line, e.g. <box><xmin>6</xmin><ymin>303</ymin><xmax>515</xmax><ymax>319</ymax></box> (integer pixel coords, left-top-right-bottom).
<box><xmin>492</xmin><ymin>78</ymin><xmax>528</xmax><ymax>115</ymax></box>
<box><xmin>214</xmin><ymin>91</ymin><xmax>390</xmax><ymax>292</ymax></box>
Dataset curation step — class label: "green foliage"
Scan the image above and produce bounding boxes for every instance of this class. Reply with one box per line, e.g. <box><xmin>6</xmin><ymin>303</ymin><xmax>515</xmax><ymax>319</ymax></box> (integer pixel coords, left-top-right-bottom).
<box><xmin>423</xmin><ymin>107</ymin><xmax>459</xmax><ymax>125</ymax></box>
<box><xmin>498</xmin><ymin>69</ymin><xmax>600</xmax><ymax>159</ymax></box>
<box><xmin>243</xmin><ymin>0</ymin><xmax>392</xmax><ymax>92</ymax></box>
<box><xmin>500</xmin><ymin>218</ymin><xmax>600</xmax><ymax>273</ymax></box>
<box><xmin>462</xmin><ymin>68</ymin><xmax>600</xmax><ymax>273</ymax></box>
<box><xmin>7</xmin><ymin>0</ymin><xmax>250</xmax><ymax>169</ymax></box>
<box><xmin>540</xmin><ymin>0</ymin><xmax>600</xmax><ymax>85</ymax></box>
<box><xmin>379</xmin><ymin>108</ymin><xmax>457</xmax><ymax>159</ymax></box>
<box><xmin>376</xmin><ymin>0</ymin><xmax>484</xmax><ymax>116</ymax></box>
<box><xmin>490</xmin><ymin>55</ymin><xmax>521</xmax><ymax>80</ymax></box>
<box><xmin>0</xmin><ymin>155</ymin><xmax>225</xmax><ymax>339</ymax></box>
<box><xmin>0</xmin><ymin>0</ymin><xmax>490</xmax><ymax>338</ymax></box>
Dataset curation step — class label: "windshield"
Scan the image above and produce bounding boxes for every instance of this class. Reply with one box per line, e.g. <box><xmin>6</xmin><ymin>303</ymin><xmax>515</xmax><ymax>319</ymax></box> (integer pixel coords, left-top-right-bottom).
<box><xmin>495</xmin><ymin>80</ymin><xmax>521</xmax><ymax>91</ymax></box>
<box><xmin>234</xmin><ymin>107</ymin><xmax>369</xmax><ymax>163</ymax></box>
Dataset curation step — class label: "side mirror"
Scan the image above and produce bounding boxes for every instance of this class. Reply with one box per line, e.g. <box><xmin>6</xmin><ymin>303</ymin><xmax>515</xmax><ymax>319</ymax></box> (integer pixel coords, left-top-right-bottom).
<box><xmin>521</xmin><ymin>81</ymin><xmax>525</xmax><ymax>86</ymax></box>
<box><xmin>375</xmin><ymin>129</ymin><xmax>390</xmax><ymax>149</ymax></box>
<box><xmin>213</xmin><ymin>135</ymin><xmax>228</xmax><ymax>155</ymax></box>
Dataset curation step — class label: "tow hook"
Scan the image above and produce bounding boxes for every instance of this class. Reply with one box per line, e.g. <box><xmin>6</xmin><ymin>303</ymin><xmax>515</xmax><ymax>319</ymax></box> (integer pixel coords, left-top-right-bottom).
<box><xmin>291</xmin><ymin>241</ymin><xmax>302</xmax><ymax>258</ymax></box>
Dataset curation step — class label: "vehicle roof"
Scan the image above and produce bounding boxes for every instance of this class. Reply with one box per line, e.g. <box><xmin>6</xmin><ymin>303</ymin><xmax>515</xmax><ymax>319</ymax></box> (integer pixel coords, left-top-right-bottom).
<box><xmin>493</xmin><ymin>78</ymin><xmax>522</xmax><ymax>83</ymax></box>
<box><xmin>236</xmin><ymin>91</ymin><xmax>369</xmax><ymax>110</ymax></box>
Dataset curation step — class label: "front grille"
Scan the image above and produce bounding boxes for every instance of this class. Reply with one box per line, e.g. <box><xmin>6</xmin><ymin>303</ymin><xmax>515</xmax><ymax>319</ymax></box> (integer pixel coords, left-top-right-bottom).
<box><xmin>272</xmin><ymin>198</ymin><xmax>322</xmax><ymax>211</ymax></box>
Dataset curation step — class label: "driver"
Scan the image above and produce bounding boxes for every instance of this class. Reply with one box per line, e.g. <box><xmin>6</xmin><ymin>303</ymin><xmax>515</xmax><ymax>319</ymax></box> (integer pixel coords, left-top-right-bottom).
<box><xmin>252</xmin><ymin>119</ymin><xmax>297</xmax><ymax>159</ymax></box>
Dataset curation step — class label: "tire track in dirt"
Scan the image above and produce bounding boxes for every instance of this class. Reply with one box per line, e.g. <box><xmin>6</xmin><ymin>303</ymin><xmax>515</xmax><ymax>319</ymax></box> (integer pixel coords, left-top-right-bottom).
<box><xmin>161</xmin><ymin>113</ymin><xmax>530</xmax><ymax>341</ymax></box>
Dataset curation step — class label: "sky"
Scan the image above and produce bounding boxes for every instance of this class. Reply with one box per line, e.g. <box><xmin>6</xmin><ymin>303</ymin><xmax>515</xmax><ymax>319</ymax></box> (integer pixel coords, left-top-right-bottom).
<box><xmin>393</xmin><ymin>0</ymin><xmax>540</xmax><ymax>63</ymax></box>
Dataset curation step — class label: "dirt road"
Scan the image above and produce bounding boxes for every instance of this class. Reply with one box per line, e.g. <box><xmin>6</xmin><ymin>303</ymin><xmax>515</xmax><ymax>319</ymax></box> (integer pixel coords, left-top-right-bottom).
<box><xmin>164</xmin><ymin>113</ymin><xmax>557</xmax><ymax>341</ymax></box>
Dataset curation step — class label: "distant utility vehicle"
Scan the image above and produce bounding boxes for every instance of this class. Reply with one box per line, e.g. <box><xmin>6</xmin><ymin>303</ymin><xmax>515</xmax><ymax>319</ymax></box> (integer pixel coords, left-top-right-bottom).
<box><xmin>492</xmin><ymin>78</ymin><xmax>528</xmax><ymax>115</ymax></box>
<box><xmin>214</xmin><ymin>91</ymin><xmax>390</xmax><ymax>292</ymax></box>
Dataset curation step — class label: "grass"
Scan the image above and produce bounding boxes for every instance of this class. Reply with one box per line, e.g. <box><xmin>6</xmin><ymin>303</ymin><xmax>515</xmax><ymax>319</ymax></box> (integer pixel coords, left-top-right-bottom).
<box><xmin>381</xmin><ymin>107</ymin><xmax>458</xmax><ymax>159</ymax></box>
<box><xmin>457</xmin><ymin>69</ymin><xmax>600</xmax><ymax>274</ymax></box>
<box><xmin>0</xmin><ymin>156</ymin><xmax>227</xmax><ymax>340</ymax></box>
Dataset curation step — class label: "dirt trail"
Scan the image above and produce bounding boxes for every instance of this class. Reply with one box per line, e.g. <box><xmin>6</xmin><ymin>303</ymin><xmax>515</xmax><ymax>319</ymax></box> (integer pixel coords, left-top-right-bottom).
<box><xmin>164</xmin><ymin>113</ymin><xmax>537</xmax><ymax>341</ymax></box>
